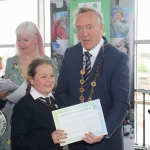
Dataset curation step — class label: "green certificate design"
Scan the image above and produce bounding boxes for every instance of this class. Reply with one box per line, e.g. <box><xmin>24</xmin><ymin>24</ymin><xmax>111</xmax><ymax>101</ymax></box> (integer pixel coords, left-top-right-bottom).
<box><xmin>52</xmin><ymin>99</ymin><xmax>107</xmax><ymax>146</ymax></box>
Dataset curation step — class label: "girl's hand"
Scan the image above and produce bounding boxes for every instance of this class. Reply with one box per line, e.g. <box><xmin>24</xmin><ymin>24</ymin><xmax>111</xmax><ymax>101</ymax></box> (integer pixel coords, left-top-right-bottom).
<box><xmin>0</xmin><ymin>90</ymin><xmax>8</xmax><ymax>99</ymax></box>
<box><xmin>51</xmin><ymin>129</ymin><xmax>67</xmax><ymax>144</ymax></box>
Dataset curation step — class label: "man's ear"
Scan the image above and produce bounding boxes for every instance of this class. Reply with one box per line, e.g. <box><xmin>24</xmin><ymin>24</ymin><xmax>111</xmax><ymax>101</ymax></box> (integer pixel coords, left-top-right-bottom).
<box><xmin>99</xmin><ymin>24</ymin><xmax>104</xmax><ymax>36</ymax></box>
<box><xmin>27</xmin><ymin>76</ymin><xmax>34</xmax><ymax>85</ymax></box>
<box><xmin>100</xmin><ymin>24</ymin><xmax>104</xmax><ymax>31</ymax></box>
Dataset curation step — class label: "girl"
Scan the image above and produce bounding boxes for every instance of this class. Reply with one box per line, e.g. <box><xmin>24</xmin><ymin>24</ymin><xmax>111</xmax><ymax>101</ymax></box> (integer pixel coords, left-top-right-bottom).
<box><xmin>0</xmin><ymin>21</ymin><xmax>59</xmax><ymax>150</ymax></box>
<box><xmin>11</xmin><ymin>58</ymin><xmax>67</xmax><ymax>150</ymax></box>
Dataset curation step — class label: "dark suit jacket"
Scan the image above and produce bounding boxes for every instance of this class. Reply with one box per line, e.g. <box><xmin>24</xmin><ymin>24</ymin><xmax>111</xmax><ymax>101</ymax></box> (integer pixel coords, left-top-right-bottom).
<box><xmin>56</xmin><ymin>37</ymin><xmax>130</xmax><ymax>150</ymax></box>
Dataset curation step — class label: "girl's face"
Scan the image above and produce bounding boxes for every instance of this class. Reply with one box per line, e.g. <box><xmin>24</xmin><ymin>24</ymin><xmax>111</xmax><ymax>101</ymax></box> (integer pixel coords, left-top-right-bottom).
<box><xmin>17</xmin><ymin>33</ymin><xmax>38</xmax><ymax>55</ymax></box>
<box><xmin>28</xmin><ymin>64</ymin><xmax>55</xmax><ymax>96</ymax></box>
<box><xmin>60</xmin><ymin>21</ymin><xmax>64</xmax><ymax>27</ymax></box>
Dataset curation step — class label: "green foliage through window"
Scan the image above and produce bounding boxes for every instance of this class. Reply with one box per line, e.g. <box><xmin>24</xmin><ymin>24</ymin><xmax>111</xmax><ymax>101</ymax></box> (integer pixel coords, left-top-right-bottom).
<box><xmin>138</xmin><ymin>62</ymin><xmax>148</xmax><ymax>72</ymax></box>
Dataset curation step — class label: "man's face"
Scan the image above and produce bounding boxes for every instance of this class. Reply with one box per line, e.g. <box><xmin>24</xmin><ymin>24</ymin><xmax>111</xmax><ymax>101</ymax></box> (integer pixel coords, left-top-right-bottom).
<box><xmin>65</xmin><ymin>17</ymin><xmax>69</xmax><ymax>26</ymax></box>
<box><xmin>75</xmin><ymin>11</ymin><xmax>103</xmax><ymax>51</ymax></box>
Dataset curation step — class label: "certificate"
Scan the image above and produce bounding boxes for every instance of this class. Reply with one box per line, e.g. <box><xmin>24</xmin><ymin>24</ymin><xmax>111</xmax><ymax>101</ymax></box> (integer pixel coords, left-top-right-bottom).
<box><xmin>6</xmin><ymin>81</ymin><xmax>27</xmax><ymax>103</ymax></box>
<box><xmin>0</xmin><ymin>78</ymin><xmax>19</xmax><ymax>92</ymax></box>
<box><xmin>52</xmin><ymin>99</ymin><xmax>107</xmax><ymax>146</ymax></box>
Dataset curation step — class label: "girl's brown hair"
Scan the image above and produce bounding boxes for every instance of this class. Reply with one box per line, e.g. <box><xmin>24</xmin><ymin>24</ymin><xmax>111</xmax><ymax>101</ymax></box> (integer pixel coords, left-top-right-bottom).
<box><xmin>26</xmin><ymin>58</ymin><xmax>54</xmax><ymax>94</ymax></box>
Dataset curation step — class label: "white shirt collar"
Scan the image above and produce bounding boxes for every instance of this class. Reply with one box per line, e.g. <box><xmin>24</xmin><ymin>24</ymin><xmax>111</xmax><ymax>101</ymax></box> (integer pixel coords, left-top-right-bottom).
<box><xmin>83</xmin><ymin>37</ymin><xmax>104</xmax><ymax>57</ymax></box>
<box><xmin>30</xmin><ymin>86</ymin><xmax>54</xmax><ymax>100</ymax></box>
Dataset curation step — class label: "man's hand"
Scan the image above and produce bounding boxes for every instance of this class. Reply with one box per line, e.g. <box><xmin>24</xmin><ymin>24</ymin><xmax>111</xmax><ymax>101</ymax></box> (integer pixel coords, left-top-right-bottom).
<box><xmin>82</xmin><ymin>132</ymin><xmax>104</xmax><ymax>144</ymax></box>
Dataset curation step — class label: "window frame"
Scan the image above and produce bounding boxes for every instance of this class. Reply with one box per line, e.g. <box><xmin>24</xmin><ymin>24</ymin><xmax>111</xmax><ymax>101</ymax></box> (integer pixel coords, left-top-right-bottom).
<box><xmin>134</xmin><ymin>0</ymin><xmax>150</xmax><ymax>145</ymax></box>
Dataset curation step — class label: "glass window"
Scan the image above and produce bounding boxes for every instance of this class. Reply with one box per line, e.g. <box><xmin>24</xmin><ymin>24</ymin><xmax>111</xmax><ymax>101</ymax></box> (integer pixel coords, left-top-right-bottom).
<box><xmin>45</xmin><ymin>0</ymin><xmax>50</xmax><ymax>44</ymax></box>
<box><xmin>0</xmin><ymin>47</ymin><xmax>16</xmax><ymax>77</ymax></box>
<box><xmin>136</xmin><ymin>104</ymin><xmax>150</xmax><ymax>145</ymax></box>
<box><xmin>45</xmin><ymin>46</ymin><xmax>51</xmax><ymax>57</ymax></box>
<box><xmin>0</xmin><ymin>0</ymin><xmax>37</xmax><ymax>45</ymax></box>
<box><xmin>136</xmin><ymin>0</ymin><xmax>150</xmax><ymax>40</ymax></box>
<box><xmin>0</xmin><ymin>0</ymin><xmax>37</xmax><ymax>72</ymax></box>
<box><xmin>137</xmin><ymin>44</ymin><xmax>150</xmax><ymax>93</ymax></box>
<box><xmin>135</xmin><ymin>0</ymin><xmax>150</xmax><ymax>146</ymax></box>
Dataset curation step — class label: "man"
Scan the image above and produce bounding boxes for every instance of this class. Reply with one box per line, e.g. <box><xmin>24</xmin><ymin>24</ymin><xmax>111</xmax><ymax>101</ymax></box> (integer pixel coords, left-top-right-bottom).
<box><xmin>56</xmin><ymin>7</ymin><xmax>130</xmax><ymax>150</ymax></box>
<box><xmin>123</xmin><ymin>116</ymin><xmax>133</xmax><ymax>139</ymax></box>
<box><xmin>64</xmin><ymin>16</ymin><xmax>70</xmax><ymax>39</ymax></box>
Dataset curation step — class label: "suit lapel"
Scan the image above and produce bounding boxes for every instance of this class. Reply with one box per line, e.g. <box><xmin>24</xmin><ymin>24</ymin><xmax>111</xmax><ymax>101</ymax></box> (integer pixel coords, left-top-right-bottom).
<box><xmin>76</xmin><ymin>44</ymin><xmax>83</xmax><ymax>83</ymax></box>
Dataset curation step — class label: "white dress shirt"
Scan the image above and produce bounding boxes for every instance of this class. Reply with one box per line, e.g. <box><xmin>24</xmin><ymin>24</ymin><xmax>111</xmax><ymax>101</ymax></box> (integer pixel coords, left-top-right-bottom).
<box><xmin>83</xmin><ymin>37</ymin><xmax>104</xmax><ymax>69</ymax></box>
<box><xmin>30</xmin><ymin>86</ymin><xmax>54</xmax><ymax>102</ymax></box>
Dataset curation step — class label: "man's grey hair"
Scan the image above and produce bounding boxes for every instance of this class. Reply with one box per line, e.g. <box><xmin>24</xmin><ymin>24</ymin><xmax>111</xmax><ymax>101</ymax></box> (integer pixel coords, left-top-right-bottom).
<box><xmin>73</xmin><ymin>7</ymin><xmax>104</xmax><ymax>29</ymax></box>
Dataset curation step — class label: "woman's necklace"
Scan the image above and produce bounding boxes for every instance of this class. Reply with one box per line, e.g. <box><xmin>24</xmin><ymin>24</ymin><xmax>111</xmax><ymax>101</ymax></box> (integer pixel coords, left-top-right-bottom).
<box><xmin>19</xmin><ymin>55</ymin><xmax>34</xmax><ymax>78</ymax></box>
<box><xmin>79</xmin><ymin>43</ymin><xmax>109</xmax><ymax>103</ymax></box>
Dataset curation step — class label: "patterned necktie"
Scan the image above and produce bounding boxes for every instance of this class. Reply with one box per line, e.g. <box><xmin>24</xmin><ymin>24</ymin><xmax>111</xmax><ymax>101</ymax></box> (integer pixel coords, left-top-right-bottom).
<box><xmin>84</xmin><ymin>51</ymin><xmax>92</xmax><ymax>88</ymax></box>
<box><xmin>39</xmin><ymin>97</ymin><xmax>51</xmax><ymax>105</ymax></box>
<box><xmin>50</xmin><ymin>96</ymin><xmax>54</xmax><ymax>105</ymax></box>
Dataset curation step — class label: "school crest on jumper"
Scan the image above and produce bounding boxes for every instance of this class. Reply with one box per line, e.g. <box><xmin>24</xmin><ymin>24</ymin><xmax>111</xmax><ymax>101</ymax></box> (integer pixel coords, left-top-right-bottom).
<box><xmin>0</xmin><ymin>111</ymin><xmax>7</xmax><ymax>138</ymax></box>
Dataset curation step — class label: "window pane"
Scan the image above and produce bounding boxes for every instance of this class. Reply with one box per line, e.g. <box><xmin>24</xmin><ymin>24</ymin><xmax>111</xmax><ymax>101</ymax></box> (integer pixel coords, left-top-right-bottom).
<box><xmin>0</xmin><ymin>47</ymin><xmax>16</xmax><ymax>77</ymax></box>
<box><xmin>137</xmin><ymin>44</ymin><xmax>150</xmax><ymax>93</ymax></box>
<box><xmin>45</xmin><ymin>0</ymin><xmax>50</xmax><ymax>43</ymax></box>
<box><xmin>136</xmin><ymin>104</ymin><xmax>150</xmax><ymax>145</ymax></box>
<box><xmin>137</xmin><ymin>0</ymin><xmax>150</xmax><ymax>40</ymax></box>
<box><xmin>45</xmin><ymin>47</ymin><xmax>51</xmax><ymax>57</ymax></box>
<box><xmin>0</xmin><ymin>0</ymin><xmax>37</xmax><ymax>44</ymax></box>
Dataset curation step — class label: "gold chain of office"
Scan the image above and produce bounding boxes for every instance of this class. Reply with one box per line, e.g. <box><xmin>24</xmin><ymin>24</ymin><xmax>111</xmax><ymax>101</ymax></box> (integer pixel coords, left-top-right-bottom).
<box><xmin>79</xmin><ymin>43</ymin><xmax>109</xmax><ymax>103</ymax></box>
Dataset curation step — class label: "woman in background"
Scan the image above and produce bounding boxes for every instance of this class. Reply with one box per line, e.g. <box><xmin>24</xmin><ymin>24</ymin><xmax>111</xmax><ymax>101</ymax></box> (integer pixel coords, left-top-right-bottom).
<box><xmin>0</xmin><ymin>21</ymin><xmax>59</xmax><ymax>150</ymax></box>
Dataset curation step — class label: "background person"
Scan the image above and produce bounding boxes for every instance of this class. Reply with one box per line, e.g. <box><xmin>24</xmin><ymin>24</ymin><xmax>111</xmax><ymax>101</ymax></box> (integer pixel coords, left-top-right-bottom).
<box><xmin>123</xmin><ymin>116</ymin><xmax>134</xmax><ymax>139</ymax></box>
<box><xmin>64</xmin><ymin>16</ymin><xmax>70</xmax><ymax>39</ymax></box>
<box><xmin>110</xmin><ymin>10</ymin><xmax>129</xmax><ymax>38</ymax></box>
<box><xmin>51</xmin><ymin>15</ymin><xmax>63</xmax><ymax>41</ymax></box>
<box><xmin>57</xmin><ymin>20</ymin><xmax>67</xmax><ymax>39</ymax></box>
<box><xmin>0</xmin><ymin>57</ymin><xmax>2</xmax><ymax>70</ymax></box>
<box><xmin>0</xmin><ymin>57</ymin><xmax>6</xmax><ymax>109</ymax></box>
<box><xmin>0</xmin><ymin>21</ymin><xmax>59</xmax><ymax>150</ymax></box>
<box><xmin>11</xmin><ymin>58</ymin><xmax>67</xmax><ymax>150</ymax></box>
<box><xmin>118</xmin><ymin>44</ymin><xmax>128</xmax><ymax>54</ymax></box>
<box><xmin>56</xmin><ymin>7</ymin><xmax>130</xmax><ymax>150</ymax></box>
